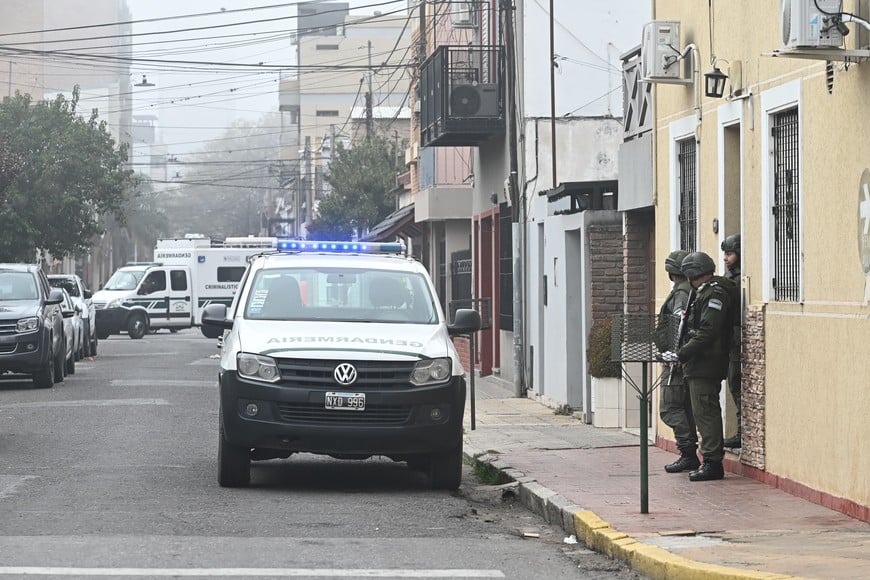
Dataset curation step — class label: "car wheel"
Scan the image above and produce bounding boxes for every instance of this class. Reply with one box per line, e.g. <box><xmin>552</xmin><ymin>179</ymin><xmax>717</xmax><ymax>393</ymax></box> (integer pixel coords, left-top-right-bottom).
<box><xmin>65</xmin><ymin>352</ymin><xmax>75</xmax><ymax>375</ymax></box>
<box><xmin>90</xmin><ymin>335</ymin><xmax>98</xmax><ymax>357</ymax></box>
<box><xmin>218</xmin><ymin>416</ymin><xmax>250</xmax><ymax>488</ymax></box>
<box><xmin>54</xmin><ymin>338</ymin><xmax>65</xmax><ymax>383</ymax></box>
<box><xmin>428</xmin><ymin>446</ymin><xmax>463</xmax><ymax>490</ymax></box>
<box><xmin>32</xmin><ymin>346</ymin><xmax>55</xmax><ymax>389</ymax></box>
<box><xmin>127</xmin><ymin>314</ymin><xmax>147</xmax><ymax>339</ymax></box>
<box><xmin>82</xmin><ymin>322</ymin><xmax>92</xmax><ymax>357</ymax></box>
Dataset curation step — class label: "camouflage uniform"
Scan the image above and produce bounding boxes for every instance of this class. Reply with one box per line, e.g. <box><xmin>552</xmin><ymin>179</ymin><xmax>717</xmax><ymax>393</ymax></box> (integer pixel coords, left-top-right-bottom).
<box><xmin>723</xmin><ymin>262</ymin><xmax>742</xmax><ymax>446</ymax></box>
<box><xmin>655</xmin><ymin>278</ymin><xmax>697</xmax><ymax>456</ymax></box>
<box><xmin>678</xmin><ymin>275</ymin><xmax>735</xmax><ymax>465</ymax></box>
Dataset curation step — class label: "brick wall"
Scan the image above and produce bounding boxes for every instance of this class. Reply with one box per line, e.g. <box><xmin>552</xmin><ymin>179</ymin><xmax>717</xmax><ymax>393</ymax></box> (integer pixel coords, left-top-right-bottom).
<box><xmin>741</xmin><ymin>304</ymin><xmax>766</xmax><ymax>470</ymax></box>
<box><xmin>624</xmin><ymin>211</ymin><xmax>652</xmax><ymax>314</ymax></box>
<box><xmin>588</xmin><ymin>224</ymin><xmax>625</xmax><ymax>323</ymax></box>
<box><xmin>452</xmin><ymin>336</ymin><xmax>472</xmax><ymax>375</ymax></box>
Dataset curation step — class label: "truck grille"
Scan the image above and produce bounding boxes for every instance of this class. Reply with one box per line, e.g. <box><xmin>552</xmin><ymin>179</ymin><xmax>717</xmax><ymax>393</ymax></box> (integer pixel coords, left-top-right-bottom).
<box><xmin>274</xmin><ymin>359</ymin><xmax>416</xmax><ymax>389</ymax></box>
<box><xmin>0</xmin><ymin>322</ymin><xmax>18</xmax><ymax>336</ymax></box>
<box><xmin>0</xmin><ymin>343</ymin><xmax>16</xmax><ymax>354</ymax></box>
<box><xmin>275</xmin><ymin>402</ymin><xmax>412</xmax><ymax>425</ymax></box>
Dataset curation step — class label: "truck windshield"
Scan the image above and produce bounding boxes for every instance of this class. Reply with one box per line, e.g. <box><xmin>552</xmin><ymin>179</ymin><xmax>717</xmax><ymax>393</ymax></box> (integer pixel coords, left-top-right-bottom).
<box><xmin>103</xmin><ymin>269</ymin><xmax>145</xmax><ymax>291</ymax></box>
<box><xmin>245</xmin><ymin>267</ymin><xmax>438</xmax><ymax>324</ymax></box>
<box><xmin>49</xmin><ymin>277</ymin><xmax>80</xmax><ymax>297</ymax></box>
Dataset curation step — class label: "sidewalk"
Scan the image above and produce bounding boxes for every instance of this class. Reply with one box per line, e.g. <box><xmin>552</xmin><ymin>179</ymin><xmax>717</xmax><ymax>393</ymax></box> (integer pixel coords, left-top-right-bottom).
<box><xmin>462</xmin><ymin>375</ymin><xmax>870</xmax><ymax>580</ymax></box>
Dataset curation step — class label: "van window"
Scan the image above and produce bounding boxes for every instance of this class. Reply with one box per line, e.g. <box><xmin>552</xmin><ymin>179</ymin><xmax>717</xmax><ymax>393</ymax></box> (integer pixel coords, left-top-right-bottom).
<box><xmin>141</xmin><ymin>271</ymin><xmax>166</xmax><ymax>294</ymax></box>
<box><xmin>217</xmin><ymin>266</ymin><xmax>246</xmax><ymax>283</ymax></box>
<box><xmin>170</xmin><ymin>270</ymin><xmax>188</xmax><ymax>291</ymax></box>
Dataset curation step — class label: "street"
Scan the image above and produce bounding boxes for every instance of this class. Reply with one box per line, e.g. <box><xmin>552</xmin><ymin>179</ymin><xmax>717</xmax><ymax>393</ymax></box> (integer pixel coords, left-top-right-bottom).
<box><xmin>0</xmin><ymin>330</ymin><xmax>640</xmax><ymax>579</ymax></box>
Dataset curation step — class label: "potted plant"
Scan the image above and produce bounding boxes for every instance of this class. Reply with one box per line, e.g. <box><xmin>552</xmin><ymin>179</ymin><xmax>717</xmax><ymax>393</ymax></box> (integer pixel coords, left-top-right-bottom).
<box><xmin>587</xmin><ymin>317</ymin><xmax>621</xmax><ymax>427</ymax></box>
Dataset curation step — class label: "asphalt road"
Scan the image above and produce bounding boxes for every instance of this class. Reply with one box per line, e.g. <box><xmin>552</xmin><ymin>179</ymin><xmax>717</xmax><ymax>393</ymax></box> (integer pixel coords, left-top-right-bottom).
<box><xmin>0</xmin><ymin>330</ymin><xmax>641</xmax><ymax>579</ymax></box>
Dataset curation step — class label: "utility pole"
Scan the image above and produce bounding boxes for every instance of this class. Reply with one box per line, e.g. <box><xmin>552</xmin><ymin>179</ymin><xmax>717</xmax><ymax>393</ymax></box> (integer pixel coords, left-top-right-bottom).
<box><xmin>549</xmin><ymin>0</ymin><xmax>557</xmax><ymax>187</ymax></box>
<box><xmin>501</xmin><ymin>0</ymin><xmax>524</xmax><ymax>398</ymax></box>
<box><xmin>366</xmin><ymin>40</ymin><xmax>373</xmax><ymax>140</ymax></box>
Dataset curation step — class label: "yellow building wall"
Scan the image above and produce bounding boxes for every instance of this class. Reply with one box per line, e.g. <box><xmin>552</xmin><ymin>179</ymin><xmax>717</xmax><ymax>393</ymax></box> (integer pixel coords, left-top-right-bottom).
<box><xmin>652</xmin><ymin>1</ymin><xmax>870</xmax><ymax>507</ymax></box>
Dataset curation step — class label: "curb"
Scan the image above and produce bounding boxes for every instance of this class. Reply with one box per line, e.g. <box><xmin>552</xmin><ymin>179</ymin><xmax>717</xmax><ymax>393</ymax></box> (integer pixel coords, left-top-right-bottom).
<box><xmin>463</xmin><ymin>445</ymin><xmax>800</xmax><ymax>580</ymax></box>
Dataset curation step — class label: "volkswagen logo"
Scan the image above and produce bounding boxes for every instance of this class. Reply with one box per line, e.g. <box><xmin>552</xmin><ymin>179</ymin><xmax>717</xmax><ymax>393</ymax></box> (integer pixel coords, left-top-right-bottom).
<box><xmin>333</xmin><ymin>363</ymin><xmax>358</xmax><ymax>386</ymax></box>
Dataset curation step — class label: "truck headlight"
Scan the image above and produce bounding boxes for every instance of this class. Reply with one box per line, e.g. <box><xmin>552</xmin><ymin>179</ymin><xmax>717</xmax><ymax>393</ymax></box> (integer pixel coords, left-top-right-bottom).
<box><xmin>410</xmin><ymin>358</ymin><xmax>452</xmax><ymax>386</ymax></box>
<box><xmin>107</xmin><ymin>299</ymin><xmax>123</xmax><ymax>309</ymax></box>
<box><xmin>16</xmin><ymin>317</ymin><xmax>39</xmax><ymax>333</ymax></box>
<box><xmin>237</xmin><ymin>352</ymin><xmax>281</xmax><ymax>383</ymax></box>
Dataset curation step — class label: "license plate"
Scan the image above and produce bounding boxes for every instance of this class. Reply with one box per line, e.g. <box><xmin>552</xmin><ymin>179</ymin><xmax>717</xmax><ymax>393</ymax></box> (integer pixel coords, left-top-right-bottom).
<box><xmin>325</xmin><ymin>391</ymin><xmax>365</xmax><ymax>411</ymax></box>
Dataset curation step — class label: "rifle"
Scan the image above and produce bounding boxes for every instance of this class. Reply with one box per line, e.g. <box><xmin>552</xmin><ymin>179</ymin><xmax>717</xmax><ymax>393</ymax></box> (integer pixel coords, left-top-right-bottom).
<box><xmin>665</xmin><ymin>289</ymin><xmax>695</xmax><ymax>386</ymax></box>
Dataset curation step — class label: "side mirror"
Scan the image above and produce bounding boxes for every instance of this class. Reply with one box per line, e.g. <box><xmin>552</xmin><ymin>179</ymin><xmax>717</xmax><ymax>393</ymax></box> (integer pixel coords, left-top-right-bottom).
<box><xmin>83</xmin><ymin>289</ymin><xmax>92</xmax><ymax>299</ymax></box>
<box><xmin>202</xmin><ymin>304</ymin><xmax>233</xmax><ymax>330</ymax></box>
<box><xmin>46</xmin><ymin>288</ymin><xmax>64</xmax><ymax>306</ymax></box>
<box><xmin>448</xmin><ymin>308</ymin><xmax>482</xmax><ymax>337</ymax></box>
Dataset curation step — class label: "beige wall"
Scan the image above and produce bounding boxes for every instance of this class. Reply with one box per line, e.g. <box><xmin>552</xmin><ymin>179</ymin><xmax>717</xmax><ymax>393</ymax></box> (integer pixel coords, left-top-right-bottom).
<box><xmin>652</xmin><ymin>0</ymin><xmax>869</xmax><ymax>507</ymax></box>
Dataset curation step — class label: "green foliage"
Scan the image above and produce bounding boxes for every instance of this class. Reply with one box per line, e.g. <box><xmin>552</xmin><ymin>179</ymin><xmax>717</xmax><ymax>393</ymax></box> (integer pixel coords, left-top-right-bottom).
<box><xmin>554</xmin><ymin>404</ymin><xmax>573</xmax><ymax>416</ymax></box>
<box><xmin>0</xmin><ymin>89</ymin><xmax>133</xmax><ymax>261</ymax></box>
<box><xmin>307</xmin><ymin>136</ymin><xmax>398</xmax><ymax>240</ymax></box>
<box><xmin>587</xmin><ymin>317</ymin><xmax>620</xmax><ymax>378</ymax></box>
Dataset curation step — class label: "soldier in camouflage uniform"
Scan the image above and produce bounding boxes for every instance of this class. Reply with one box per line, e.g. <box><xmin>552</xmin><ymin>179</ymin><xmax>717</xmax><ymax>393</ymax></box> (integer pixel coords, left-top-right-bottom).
<box><xmin>721</xmin><ymin>234</ymin><xmax>742</xmax><ymax>449</ymax></box>
<box><xmin>677</xmin><ymin>251</ymin><xmax>736</xmax><ymax>482</ymax></box>
<box><xmin>654</xmin><ymin>250</ymin><xmax>699</xmax><ymax>473</ymax></box>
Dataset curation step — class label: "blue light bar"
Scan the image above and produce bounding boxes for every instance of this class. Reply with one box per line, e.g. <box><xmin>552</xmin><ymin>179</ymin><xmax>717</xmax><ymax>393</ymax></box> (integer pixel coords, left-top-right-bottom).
<box><xmin>276</xmin><ymin>240</ymin><xmax>405</xmax><ymax>254</ymax></box>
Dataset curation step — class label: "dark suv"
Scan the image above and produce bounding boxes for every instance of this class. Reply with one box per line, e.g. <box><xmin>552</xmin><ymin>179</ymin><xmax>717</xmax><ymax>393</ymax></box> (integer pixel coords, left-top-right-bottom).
<box><xmin>0</xmin><ymin>264</ymin><xmax>66</xmax><ymax>388</ymax></box>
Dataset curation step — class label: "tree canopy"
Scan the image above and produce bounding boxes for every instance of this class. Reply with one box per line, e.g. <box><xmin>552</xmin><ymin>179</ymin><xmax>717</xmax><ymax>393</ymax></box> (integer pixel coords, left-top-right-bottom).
<box><xmin>0</xmin><ymin>89</ymin><xmax>133</xmax><ymax>261</ymax></box>
<box><xmin>307</xmin><ymin>135</ymin><xmax>399</xmax><ymax>241</ymax></box>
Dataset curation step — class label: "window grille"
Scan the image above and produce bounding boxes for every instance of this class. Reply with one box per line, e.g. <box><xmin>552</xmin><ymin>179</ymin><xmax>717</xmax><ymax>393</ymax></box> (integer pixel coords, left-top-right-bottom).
<box><xmin>678</xmin><ymin>138</ymin><xmax>697</xmax><ymax>252</ymax></box>
<box><xmin>498</xmin><ymin>204</ymin><xmax>513</xmax><ymax>331</ymax></box>
<box><xmin>771</xmin><ymin>108</ymin><xmax>801</xmax><ymax>302</ymax></box>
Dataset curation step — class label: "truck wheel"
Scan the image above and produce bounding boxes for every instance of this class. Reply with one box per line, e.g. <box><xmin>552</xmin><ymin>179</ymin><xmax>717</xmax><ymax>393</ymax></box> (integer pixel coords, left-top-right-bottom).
<box><xmin>428</xmin><ymin>446</ymin><xmax>462</xmax><ymax>490</ymax></box>
<box><xmin>65</xmin><ymin>351</ymin><xmax>75</xmax><ymax>375</ymax></box>
<box><xmin>96</xmin><ymin>330</ymin><xmax>110</xmax><ymax>340</ymax></box>
<box><xmin>127</xmin><ymin>314</ymin><xmax>147</xmax><ymax>339</ymax></box>
<box><xmin>32</xmin><ymin>346</ymin><xmax>55</xmax><ymax>389</ymax></box>
<box><xmin>218</xmin><ymin>417</ymin><xmax>250</xmax><ymax>488</ymax></box>
<box><xmin>54</xmin><ymin>339</ymin><xmax>65</xmax><ymax>383</ymax></box>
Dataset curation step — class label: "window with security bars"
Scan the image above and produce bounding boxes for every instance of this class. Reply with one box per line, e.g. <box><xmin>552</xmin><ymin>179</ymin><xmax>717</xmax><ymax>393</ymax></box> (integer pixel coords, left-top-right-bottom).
<box><xmin>771</xmin><ymin>107</ymin><xmax>801</xmax><ymax>302</ymax></box>
<box><xmin>678</xmin><ymin>138</ymin><xmax>697</xmax><ymax>252</ymax></box>
<box><xmin>498</xmin><ymin>204</ymin><xmax>513</xmax><ymax>330</ymax></box>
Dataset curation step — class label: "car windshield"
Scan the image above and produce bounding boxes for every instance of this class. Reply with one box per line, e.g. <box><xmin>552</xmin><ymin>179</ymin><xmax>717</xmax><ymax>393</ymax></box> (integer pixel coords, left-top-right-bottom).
<box><xmin>244</xmin><ymin>267</ymin><xmax>438</xmax><ymax>324</ymax></box>
<box><xmin>0</xmin><ymin>272</ymin><xmax>39</xmax><ymax>300</ymax></box>
<box><xmin>103</xmin><ymin>269</ymin><xmax>145</xmax><ymax>291</ymax></box>
<box><xmin>50</xmin><ymin>277</ymin><xmax>80</xmax><ymax>297</ymax></box>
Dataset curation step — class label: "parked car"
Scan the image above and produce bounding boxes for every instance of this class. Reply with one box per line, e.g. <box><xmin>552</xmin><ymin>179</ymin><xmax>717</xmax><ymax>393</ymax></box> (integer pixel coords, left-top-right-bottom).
<box><xmin>0</xmin><ymin>264</ymin><xmax>66</xmax><ymax>388</ymax></box>
<box><xmin>48</xmin><ymin>274</ymin><xmax>97</xmax><ymax>357</ymax></box>
<box><xmin>59</xmin><ymin>288</ymin><xmax>83</xmax><ymax>375</ymax></box>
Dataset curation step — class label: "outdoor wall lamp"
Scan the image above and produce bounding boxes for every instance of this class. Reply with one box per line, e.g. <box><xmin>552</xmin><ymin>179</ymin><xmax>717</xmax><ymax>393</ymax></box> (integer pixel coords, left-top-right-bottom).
<box><xmin>704</xmin><ymin>67</ymin><xmax>728</xmax><ymax>98</ymax></box>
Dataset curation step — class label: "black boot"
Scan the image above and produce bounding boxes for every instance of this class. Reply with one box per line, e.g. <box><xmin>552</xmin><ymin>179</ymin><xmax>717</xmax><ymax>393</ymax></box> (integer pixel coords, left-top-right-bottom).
<box><xmin>665</xmin><ymin>450</ymin><xmax>701</xmax><ymax>473</ymax></box>
<box><xmin>689</xmin><ymin>461</ymin><xmax>724</xmax><ymax>481</ymax></box>
<box><xmin>723</xmin><ymin>434</ymin><xmax>741</xmax><ymax>448</ymax></box>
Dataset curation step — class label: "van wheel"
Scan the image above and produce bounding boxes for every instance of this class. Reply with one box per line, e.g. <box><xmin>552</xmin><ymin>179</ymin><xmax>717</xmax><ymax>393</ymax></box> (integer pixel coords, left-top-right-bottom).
<box><xmin>54</xmin><ymin>339</ymin><xmax>65</xmax><ymax>383</ymax></box>
<box><xmin>218</xmin><ymin>417</ymin><xmax>250</xmax><ymax>488</ymax></box>
<box><xmin>428</xmin><ymin>446</ymin><xmax>462</xmax><ymax>490</ymax></box>
<box><xmin>128</xmin><ymin>314</ymin><xmax>147</xmax><ymax>339</ymax></box>
<box><xmin>33</xmin><ymin>347</ymin><xmax>55</xmax><ymax>389</ymax></box>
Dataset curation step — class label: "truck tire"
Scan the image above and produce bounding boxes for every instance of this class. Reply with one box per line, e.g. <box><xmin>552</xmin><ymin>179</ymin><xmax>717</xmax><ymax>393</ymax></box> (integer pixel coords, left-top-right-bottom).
<box><xmin>54</xmin><ymin>339</ymin><xmax>65</xmax><ymax>383</ymax></box>
<box><xmin>428</xmin><ymin>446</ymin><xmax>462</xmax><ymax>490</ymax></box>
<box><xmin>218</xmin><ymin>417</ymin><xmax>250</xmax><ymax>488</ymax></box>
<box><xmin>65</xmin><ymin>351</ymin><xmax>75</xmax><ymax>375</ymax></box>
<box><xmin>127</xmin><ymin>313</ymin><xmax>147</xmax><ymax>339</ymax></box>
<box><xmin>32</xmin><ymin>346</ymin><xmax>55</xmax><ymax>389</ymax></box>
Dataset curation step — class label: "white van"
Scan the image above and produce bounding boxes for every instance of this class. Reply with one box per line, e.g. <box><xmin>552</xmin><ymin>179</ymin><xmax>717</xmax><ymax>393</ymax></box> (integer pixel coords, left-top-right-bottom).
<box><xmin>92</xmin><ymin>236</ymin><xmax>275</xmax><ymax>339</ymax></box>
<box><xmin>201</xmin><ymin>240</ymin><xmax>481</xmax><ymax>489</ymax></box>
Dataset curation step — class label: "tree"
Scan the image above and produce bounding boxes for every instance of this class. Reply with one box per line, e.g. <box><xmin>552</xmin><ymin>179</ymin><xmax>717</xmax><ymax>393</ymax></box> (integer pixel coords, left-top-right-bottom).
<box><xmin>307</xmin><ymin>135</ymin><xmax>398</xmax><ymax>241</ymax></box>
<box><xmin>0</xmin><ymin>89</ymin><xmax>133</xmax><ymax>261</ymax></box>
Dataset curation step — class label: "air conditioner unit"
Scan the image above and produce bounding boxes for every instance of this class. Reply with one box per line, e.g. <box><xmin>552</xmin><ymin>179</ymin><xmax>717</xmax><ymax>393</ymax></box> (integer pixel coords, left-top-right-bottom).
<box><xmin>641</xmin><ymin>21</ymin><xmax>683</xmax><ymax>82</ymax></box>
<box><xmin>451</xmin><ymin>1</ymin><xmax>477</xmax><ymax>28</ymax></box>
<box><xmin>449</xmin><ymin>83</ymin><xmax>499</xmax><ymax>117</ymax></box>
<box><xmin>781</xmin><ymin>0</ymin><xmax>844</xmax><ymax>49</ymax></box>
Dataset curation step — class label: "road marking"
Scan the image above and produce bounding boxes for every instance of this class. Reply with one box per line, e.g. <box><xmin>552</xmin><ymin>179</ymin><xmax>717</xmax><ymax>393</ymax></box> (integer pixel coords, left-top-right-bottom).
<box><xmin>0</xmin><ymin>476</ymin><xmax>37</xmax><ymax>499</ymax></box>
<box><xmin>0</xmin><ymin>568</ymin><xmax>505</xmax><ymax>578</ymax></box>
<box><xmin>0</xmin><ymin>399</ymin><xmax>169</xmax><ymax>409</ymax></box>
